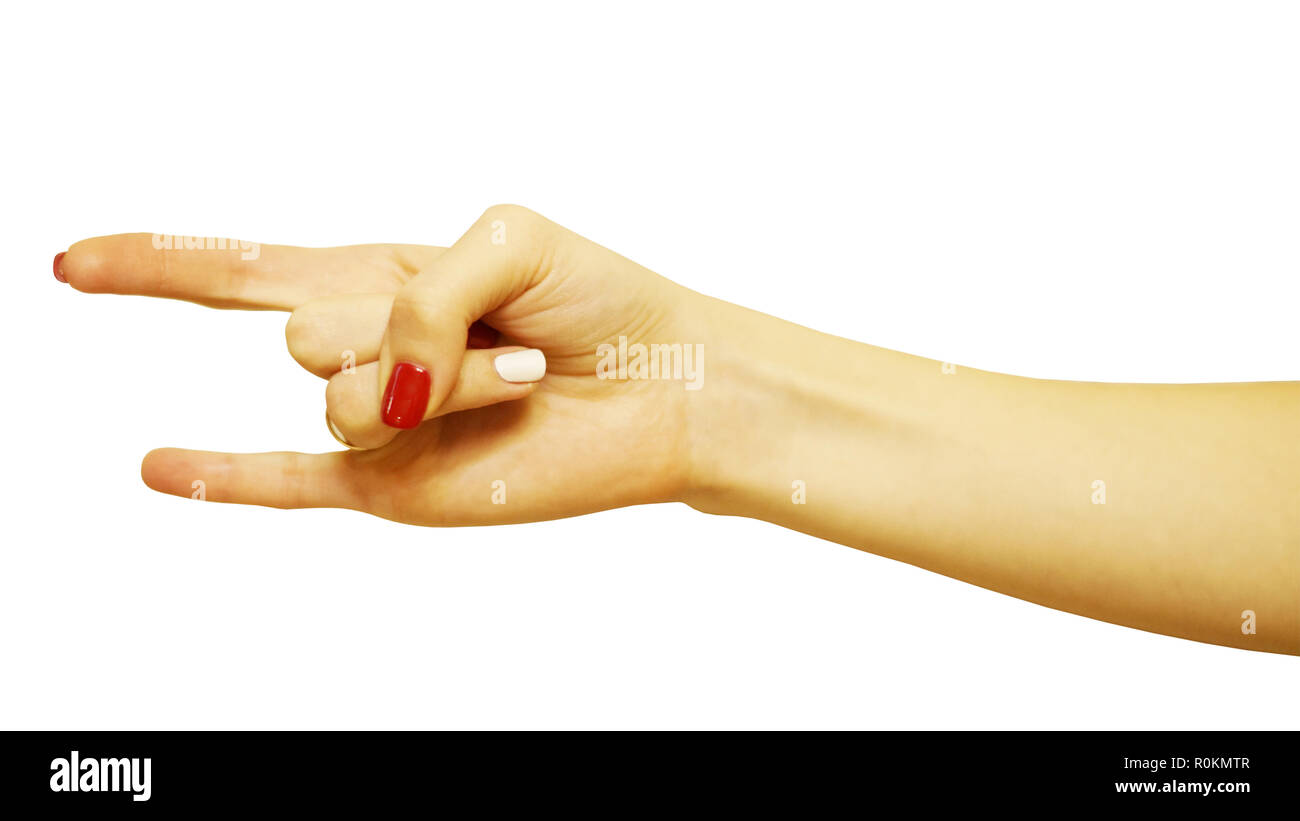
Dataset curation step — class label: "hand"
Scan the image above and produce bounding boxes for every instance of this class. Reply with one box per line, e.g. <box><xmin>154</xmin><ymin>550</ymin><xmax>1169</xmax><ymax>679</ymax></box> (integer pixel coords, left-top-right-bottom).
<box><xmin>57</xmin><ymin>206</ymin><xmax>702</xmax><ymax>525</ymax></box>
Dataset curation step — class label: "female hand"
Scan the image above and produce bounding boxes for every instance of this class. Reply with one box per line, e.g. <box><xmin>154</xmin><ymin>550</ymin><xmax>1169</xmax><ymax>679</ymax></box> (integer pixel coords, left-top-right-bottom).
<box><xmin>56</xmin><ymin>205</ymin><xmax>704</xmax><ymax>525</ymax></box>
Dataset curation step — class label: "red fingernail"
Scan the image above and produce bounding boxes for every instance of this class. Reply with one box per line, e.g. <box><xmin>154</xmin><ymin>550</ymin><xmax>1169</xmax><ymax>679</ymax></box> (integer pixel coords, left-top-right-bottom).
<box><xmin>53</xmin><ymin>252</ymin><xmax>67</xmax><ymax>283</ymax></box>
<box><xmin>381</xmin><ymin>362</ymin><xmax>431</xmax><ymax>429</ymax></box>
<box><xmin>467</xmin><ymin>321</ymin><xmax>497</xmax><ymax>349</ymax></box>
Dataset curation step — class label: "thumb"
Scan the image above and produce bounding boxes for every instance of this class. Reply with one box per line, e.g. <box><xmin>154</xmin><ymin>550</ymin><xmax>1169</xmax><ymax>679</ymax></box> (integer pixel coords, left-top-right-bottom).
<box><xmin>379</xmin><ymin>205</ymin><xmax>555</xmax><ymax>428</ymax></box>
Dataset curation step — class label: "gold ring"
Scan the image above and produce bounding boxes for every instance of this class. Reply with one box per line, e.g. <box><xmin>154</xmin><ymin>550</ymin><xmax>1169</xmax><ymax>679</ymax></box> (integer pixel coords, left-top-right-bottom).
<box><xmin>326</xmin><ymin>412</ymin><xmax>367</xmax><ymax>451</ymax></box>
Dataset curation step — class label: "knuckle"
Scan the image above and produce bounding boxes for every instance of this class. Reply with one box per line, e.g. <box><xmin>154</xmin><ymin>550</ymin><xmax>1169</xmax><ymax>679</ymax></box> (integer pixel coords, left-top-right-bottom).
<box><xmin>283</xmin><ymin>309</ymin><xmax>314</xmax><ymax>353</ymax></box>
<box><xmin>481</xmin><ymin>202</ymin><xmax>537</xmax><ymax>226</ymax></box>
<box><xmin>477</xmin><ymin>204</ymin><xmax>559</xmax><ymax>282</ymax></box>
<box><xmin>389</xmin><ymin>289</ymin><xmax>442</xmax><ymax>331</ymax></box>
<box><xmin>480</xmin><ymin>203</ymin><xmax>554</xmax><ymax>245</ymax></box>
<box><xmin>284</xmin><ymin>309</ymin><xmax>334</xmax><ymax>374</ymax></box>
<box><xmin>277</xmin><ymin>454</ymin><xmax>310</xmax><ymax>509</ymax></box>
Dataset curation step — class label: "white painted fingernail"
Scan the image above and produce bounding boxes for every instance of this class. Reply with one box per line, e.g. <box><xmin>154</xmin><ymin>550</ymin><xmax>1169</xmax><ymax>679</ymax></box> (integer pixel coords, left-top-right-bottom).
<box><xmin>494</xmin><ymin>348</ymin><xmax>546</xmax><ymax>383</ymax></box>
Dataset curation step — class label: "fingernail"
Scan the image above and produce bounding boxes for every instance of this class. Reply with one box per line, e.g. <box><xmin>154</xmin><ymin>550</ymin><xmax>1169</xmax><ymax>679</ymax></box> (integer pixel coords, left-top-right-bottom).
<box><xmin>494</xmin><ymin>348</ymin><xmax>547</xmax><ymax>383</ymax></box>
<box><xmin>53</xmin><ymin>252</ymin><xmax>67</xmax><ymax>283</ymax></box>
<box><xmin>381</xmin><ymin>362</ymin><xmax>431</xmax><ymax>429</ymax></box>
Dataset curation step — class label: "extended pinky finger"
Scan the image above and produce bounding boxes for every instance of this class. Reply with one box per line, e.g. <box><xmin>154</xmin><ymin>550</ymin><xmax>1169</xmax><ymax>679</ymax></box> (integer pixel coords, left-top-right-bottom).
<box><xmin>140</xmin><ymin>448</ymin><xmax>366</xmax><ymax>510</ymax></box>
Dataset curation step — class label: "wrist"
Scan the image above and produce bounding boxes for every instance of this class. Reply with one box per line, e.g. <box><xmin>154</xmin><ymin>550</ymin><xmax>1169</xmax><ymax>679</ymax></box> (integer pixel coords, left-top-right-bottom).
<box><xmin>679</xmin><ymin>296</ymin><xmax>899</xmax><ymax>518</ymax></box>
<box><xmin>680</xmin><ymin>296</ymin><xmax>995</xmax><ymax>539</ymax></box>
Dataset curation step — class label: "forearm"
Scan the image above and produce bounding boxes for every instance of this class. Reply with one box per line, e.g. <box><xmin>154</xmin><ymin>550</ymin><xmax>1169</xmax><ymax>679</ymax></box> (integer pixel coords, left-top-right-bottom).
<box><xmin>685</xmin><ymin>295</ymin><xmax>1300</xmax><ymax>655</ymax></box>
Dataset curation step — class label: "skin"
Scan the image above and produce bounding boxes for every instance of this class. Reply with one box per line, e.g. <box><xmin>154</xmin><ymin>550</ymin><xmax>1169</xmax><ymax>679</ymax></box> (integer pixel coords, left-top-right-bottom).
<box><xmin>56</xmin><ymin>205</ymin><xmax>1299</xmax><ymax>655</ymax></box>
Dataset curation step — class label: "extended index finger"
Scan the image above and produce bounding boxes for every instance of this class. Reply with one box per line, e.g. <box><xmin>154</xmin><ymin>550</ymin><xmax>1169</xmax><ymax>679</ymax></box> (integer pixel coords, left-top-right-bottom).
<box><xmin>56</xmin><ymin>233</ymin><xmax>445</xmax><ymax>310</ymax></box>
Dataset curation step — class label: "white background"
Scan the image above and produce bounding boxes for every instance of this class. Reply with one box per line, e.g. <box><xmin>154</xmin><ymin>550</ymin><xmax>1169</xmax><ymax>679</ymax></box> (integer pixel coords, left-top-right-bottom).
<box><xmin>2</xmin><ymin>1</ymin><xmax>1297</xmax><ymax>729</ymax></box>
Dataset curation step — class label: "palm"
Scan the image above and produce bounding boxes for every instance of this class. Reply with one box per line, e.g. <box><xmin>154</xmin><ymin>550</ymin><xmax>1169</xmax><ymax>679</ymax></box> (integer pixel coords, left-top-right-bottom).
<box><xmin>368</xmin><ymin>376</ymin><xmax>683</xmax><ymax>525</ymax></box>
